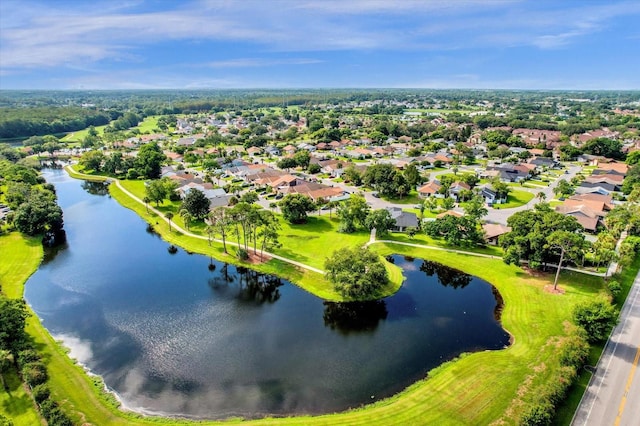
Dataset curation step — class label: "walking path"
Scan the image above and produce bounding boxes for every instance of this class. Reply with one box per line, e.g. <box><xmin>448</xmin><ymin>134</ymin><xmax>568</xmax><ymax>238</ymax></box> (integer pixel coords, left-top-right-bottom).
<box><xmin>113</xmin><ymin>179</ymin><xmax>326</xmax><ymax>274</ymax></box>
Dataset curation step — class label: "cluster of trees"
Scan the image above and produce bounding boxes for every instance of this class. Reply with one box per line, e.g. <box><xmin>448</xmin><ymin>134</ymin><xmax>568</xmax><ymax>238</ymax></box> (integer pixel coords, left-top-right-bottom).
<box><xmin>0</xmin><ymin>295</ymin><xmax>73</xmax><ymax>426</ymax></box>
<box><xmin>334</xmin><ymin>193</ymin><xmax>397</xmax><ymax>236</ymax></box>
<box><xmin>0</xmin><ymin>158</ymin><xmax>64</xmax><ymax>241</ymax></box>
<box><xmin>276</xmin><ymin>150</ymin><xmax>311</xmax><ymax>170</ymax></box>
<box><xmin>501</xmin><ymin>203</ymin><xmax>588</xmax><ymax>284</ymax></box>
<box><xmin>144</xmin><ymin>178</ymin><xmax>180</xmax><ymax>207</ymax></box>
<box><xmin>362</xmin><ymin>163</ymin><xmax>422</xmax><ymax>198</ymax></box>
<box><xmin>206</xmin><ymin>204</ymin><xmax>281</xmax><ymax>260</ymax></box>
<box><xmin>80</xmin><ymin>142</ymin><xmax>166</xmax><ymax>179</ymax></box>
<box><xmin>324</xmin><ymin>246</ymin><xmax>389</xmax><ymax>298</ymax></box>
<box><xmin>0</xmin><ymin>106</ymin><xmax>115</xmax><ymax>138</ymax></box>
<box><xmin>422</xmin><ymin>194</ymin><xmax>487</xmax><ymax>246</ymax></box>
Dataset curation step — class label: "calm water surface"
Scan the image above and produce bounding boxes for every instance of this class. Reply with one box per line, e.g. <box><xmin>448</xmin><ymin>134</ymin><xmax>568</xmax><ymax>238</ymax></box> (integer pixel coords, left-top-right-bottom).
<box><xmin>24</xmin><ymin>170</ymin><xmax>510</xmax><ymax>419</ymax></box>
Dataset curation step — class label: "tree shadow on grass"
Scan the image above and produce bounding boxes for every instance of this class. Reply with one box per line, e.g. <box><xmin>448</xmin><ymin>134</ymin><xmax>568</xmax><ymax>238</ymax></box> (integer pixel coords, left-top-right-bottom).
<box><xmin>1</xmin><ymin>367</ymin><xmax>36</xmax><ymax>419</ymax></box>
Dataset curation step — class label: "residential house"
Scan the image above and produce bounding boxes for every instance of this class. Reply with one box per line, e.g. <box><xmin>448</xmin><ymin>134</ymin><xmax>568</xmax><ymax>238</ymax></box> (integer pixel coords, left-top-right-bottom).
<box><xmin>386</xmin><ymin>207</ymin><xmax>418</xmax><ymax>232</ymax></box>
<box><xmin>246</xmin><ymin>146</ymin><xmax>263</xmax><ymax>156</ymax></box>
<box><xmin>584</xmin><ymin>174</ymin><xmax>623</xmax><ymax>190</ymax></box>
<box><xmin>481</xmin><ymin>186</ymin><xmax>507</xmax><ymax>205</ymax></box>
<box><xmin>555</xmin><ymin>204</ymin><xmax>601</xmax><ymax>232</ymax></box>
<box><xmin>436</xmin><ymin>210</ymin><xmax>464</xmax><ymax>219</ymax></box>
<box><xmin>417</xmin><ymin>180</ymin><xmax>442</xmax><ymax>198</ymax></box>
<box><xmin>449</xmin><ymin>181</ymin><xmax>471</xmax><ymax>201</ymax></box>
<box><xmin>482</xmin><ymin>223</ymin><xmax>512</xmax><ymax>246</ymax></box>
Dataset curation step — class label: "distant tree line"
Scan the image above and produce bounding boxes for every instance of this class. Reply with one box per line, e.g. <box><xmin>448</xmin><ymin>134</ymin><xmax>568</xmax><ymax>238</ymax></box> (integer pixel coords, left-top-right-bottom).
<box><xmin>0</xmin><ymin>107</ymin><xmax>118</xmax><ymax>139</ymax></box>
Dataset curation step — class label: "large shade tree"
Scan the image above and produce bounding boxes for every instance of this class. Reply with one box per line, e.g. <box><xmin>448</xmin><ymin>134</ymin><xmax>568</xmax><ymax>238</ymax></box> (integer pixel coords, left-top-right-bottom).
<box><xmin>501</xmin><ymin>203</ymin><xmax>583</xmax><ymax>270</ymax></box>
<box><xmin>324</xmin><ymin>246</ymin><xmax>389</xmax><ymax>298</ymax></box>
<box><xmin>546</xmin><ymin>230</ymin><xmax>589</xmax><ymax>290</ymax></box>
<box><xmin>181</xmin><ymin>188</ymin><xmax>210</xmax><ymax>220</ymax></box>
<box><xmin>279</xmin><ymin>193</ymin><xmax>316</xmax><ymax>224</ymax></box>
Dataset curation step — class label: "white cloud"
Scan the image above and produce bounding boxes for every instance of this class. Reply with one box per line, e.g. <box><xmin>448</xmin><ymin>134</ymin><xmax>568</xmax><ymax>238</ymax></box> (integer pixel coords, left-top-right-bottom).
<box><xmin>207</xmin><ymin>58</ymin><xmax>323</xmax><ymax>68</ymax></box>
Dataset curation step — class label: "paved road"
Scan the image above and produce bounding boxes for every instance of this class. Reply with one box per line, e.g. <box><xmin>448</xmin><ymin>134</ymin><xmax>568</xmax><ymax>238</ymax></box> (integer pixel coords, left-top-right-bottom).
<box><xmin>572</xmin><ymin>268</ymin><xmax>640</xmax><ymax>426</ymax></box>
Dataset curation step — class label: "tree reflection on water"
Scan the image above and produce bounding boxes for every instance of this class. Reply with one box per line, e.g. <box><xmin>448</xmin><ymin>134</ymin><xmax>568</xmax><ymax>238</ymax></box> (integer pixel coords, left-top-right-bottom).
<box><xmin>208</xmin><ymin>264</ymin><xmax>283</xmax><ymax>304</ymax></box>
<box><xmin>419</xmin><ymin>260</ymin><xmax>472</xmax><ymax>289</ymax></box>
<box><xmin>323</xmin><ymin>300</ymin><xmax>388</xmax><ymax>334</ymax></box>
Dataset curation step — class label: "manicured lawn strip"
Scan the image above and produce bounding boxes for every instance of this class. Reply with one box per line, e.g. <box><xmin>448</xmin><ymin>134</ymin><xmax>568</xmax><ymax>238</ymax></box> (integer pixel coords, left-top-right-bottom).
<box><xmin>65</xmin><ymin>165</ymin><xmax>110</xmax><ymax>182</ymax></box>
<box><xmin>274</xmin><ymin>215</ymin><xmax>370</xmax><ymax>270</ymax></box>
<box><xmin>60</xmin><ymin>124</ymin><xmax>108</xmax><ymax>142</ymax></box>
<box><xmin>0</xmin><ymin>233</ymin><xmax>43</xmax><ymax>425</ymax></box>
<box><xmin>493</xmin><ymin>189</ymin><xmax>535</xmax><ymax>209</ymax></box>
<box><xmin>0</xmin><ymin>233</ymin><xmax>43</xmax><ymax>299</ymax></box>
<box><xmin>384</xmin><ymin>232</ymin><xmax>505</xmax><ymax>257</ymax></box>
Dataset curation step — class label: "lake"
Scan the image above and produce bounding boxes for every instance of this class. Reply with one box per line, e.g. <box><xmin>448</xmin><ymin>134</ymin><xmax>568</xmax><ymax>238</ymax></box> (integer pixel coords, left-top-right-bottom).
<box><xmin>24</xmin><ymin>169</ymin><xmax>510</xmax><ymax>419</ymax></box>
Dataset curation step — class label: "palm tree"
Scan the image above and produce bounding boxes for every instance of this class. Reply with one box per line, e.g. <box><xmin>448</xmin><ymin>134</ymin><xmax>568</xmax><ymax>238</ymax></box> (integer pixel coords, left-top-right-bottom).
<box><xmin>165</xmin><ymin>212</ymin><xmax>174</xmax><ymax>232</ymax></box>
<box><xmin>143</xmin><ymin>196</ymin><xmax>151</xmax><ymax>214</ymax></box>
<box><xmin>536</xmin><ymin>191</ymin><xmax>547</xmax><ymax>203</ymax></box>
<box><xmin>179</xmin><ymin>208</ymin><xmax>193</xmax><ymax>231</ymax></box>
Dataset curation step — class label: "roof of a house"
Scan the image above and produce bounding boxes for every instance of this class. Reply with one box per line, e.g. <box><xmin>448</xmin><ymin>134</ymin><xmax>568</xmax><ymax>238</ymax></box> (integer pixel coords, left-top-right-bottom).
<box><xmin>482</xmin><ymin>223</ymin><xmax>512</xmax><ymax>240</ymax></box>
<box><xmin>386</xmin><ymin>207</ymin><xmax>419</xmax><ymax>228</ymax></box>
<box><xmin>417</xmin><ymin>181</ymin><xmax>442</xmax><ymax>194</ymax></box>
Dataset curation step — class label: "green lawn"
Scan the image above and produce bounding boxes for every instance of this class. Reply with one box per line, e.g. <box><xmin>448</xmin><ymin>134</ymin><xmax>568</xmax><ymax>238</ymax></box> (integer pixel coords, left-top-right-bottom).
<box><xmin>60</xmin><ymin>124</ymin><xmax>108</xmax><ymax>142</ymax></box>
<box><xmin>134</xmin><ymin>115</ymin><xmax>160</xmax><ymax>133</ymax></box>
<box><xmin>382</xmin><ymin>191</ymin><xmax>422</xmax><ymax>205</ymax></box>
<box><xmin>273</xmin><ymin>215</ymin><xmax>370</xmax><ymax>270</ymax></box>
<box><xmin>384</xmin><ymin>232</ymin><xmax>505</xmax><ymax>257</ymax></box>
<box><xmin>493</xmin><ymin>189</ymin><xmax>535</xmax><ymax>209</ymax></box>
<box><xmin>0</xmin><ymin>233</ymin><xmax>43</xmax><ymax>426</ymax></box>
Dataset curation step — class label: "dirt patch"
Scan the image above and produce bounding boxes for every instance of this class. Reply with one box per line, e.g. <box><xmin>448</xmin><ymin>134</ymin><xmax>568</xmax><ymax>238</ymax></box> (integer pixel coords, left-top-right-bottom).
<box><xmin>521</xmin><ymin>266</ymin><xmax>546</xmax><ymax>277</ymax></box>
<box><xmin>543</xmin><ymin>285</ymin><xmax>565</xmax><ymax>295</ymax></box>
<box><xmin>245</xmin><ymin>251</ymin><xmax>272</xmax><ymax>264</ymax></box>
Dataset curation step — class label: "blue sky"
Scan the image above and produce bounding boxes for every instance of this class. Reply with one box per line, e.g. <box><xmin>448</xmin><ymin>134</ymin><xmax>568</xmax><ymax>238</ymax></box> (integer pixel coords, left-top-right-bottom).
<box><xmin>1</xmin><ymin>0</ymin><xmax>639</xmax><ymax>90</ymax></box>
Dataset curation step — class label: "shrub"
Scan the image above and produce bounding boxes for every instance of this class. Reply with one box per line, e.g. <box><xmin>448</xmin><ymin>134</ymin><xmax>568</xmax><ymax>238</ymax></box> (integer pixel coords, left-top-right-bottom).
<box><xmin>38</xmin><ymin>398</ymin><xmax>58</xmax><ymax>419</ymax></box>
<box><xmin>558</xmin><ymin>325</ymin><xmax>589</xmax><ymax>367</ymax></box>
<box><xmin>16</xmin><ymin>348</ymin><xmax>40</xmax><ymax>367</ymax></box>
<box><xmin>573</xmin><ymin>298</ymin><xmax>618</xmax><ymax>343</ymax></box>
<box><xmin>0</xmin><ymin>413</ymin><xmax>14</xmax><ymax>426</ymax></box>
<box><xmin>237</xmin><ymin>248</ymin><xmax>249</xmax><ymax>260</ymax></box>
<box><xmin>46</xmin><ymin>408</ymin><xmax>73</xmax><ymax>426</ymax></box>
<box><xmin>607</xmin><ymin>280</ymin><xmax>622</xmax><ymax>297</ymax></box>
<box><xmin>22</xmin><ymin>361</ymin><xmax>48</xmax><ymax>387</ymax></box>
<box><xmin>32</xmin><ymin>383</ymin><xmax>51</xmax><ymax>404</ymax></box>
<box><xmin>126</xmin><ymin>168</ymin><xmax>139</xmax><ymax>180</ymax></box>
<box><xmin>520</xmin><ymin>401</ymin><xmax>553</xmax><ymax>425</ymax></box>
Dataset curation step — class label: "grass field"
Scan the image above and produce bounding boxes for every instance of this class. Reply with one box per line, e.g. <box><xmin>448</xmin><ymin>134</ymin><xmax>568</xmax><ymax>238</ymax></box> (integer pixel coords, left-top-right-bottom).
<box><xmin>134</xmin><ymin>116</ymin><xmax>160</xmax><ymax>133</ymax></box>
<box><xmin>60</xmin><ymin>124</ymin><xmax>108</xmax><ymax>142</ymax></box>
<box><xmin>0</xmin><ymin>233</ymin><xmax>43</xmax><ymax>426</ymax></box>
<box><xmin>494</xmin><ymin>189</ymin><xmax>535</xmax><ymax>209</ymax></box>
